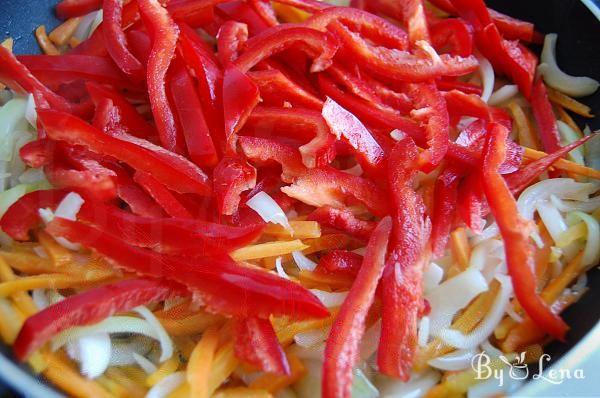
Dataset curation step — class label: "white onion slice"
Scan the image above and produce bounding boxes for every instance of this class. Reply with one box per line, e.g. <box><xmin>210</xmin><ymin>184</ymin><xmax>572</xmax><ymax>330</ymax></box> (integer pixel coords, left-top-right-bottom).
<box><xmin>294</xmin><ymin>327</ymin><xmax>330</xmax><ymax>348</ymax></box>
<box><xmin>568</xmin><ymin>211</ymin><xmax>600</xmax><ymax>268</ymax></box>
<box><xmin>31</xmin><ymin>289</ymin><xmax>49</xmax><ymax>310</ymax></box>
<box><xmin>293</xmin><ymin>251</ymin><xmax>317</xmax><ymax>271</ymax></box>
<box><xmin>376</xmin><ymin>370</ymin><xmax>441</xmax><ymax>398</ymax></box>
<box><xmin>55</xmin><ymin>192</ymin><xmax>84</xmax><ymax>220</ymax></box>
<box><xmin>438</xmin><ymin>274</ymin><xmax>512</xmax><ymax>350</ymax></box>
<box><xmin>428</xmin><ymin>348</ymin><xmax>478</xmax><ymax>371</ymax></box>
<box><xmin>505</xmin><ymin>302</ymin><xmax>524</xmax><ymax>323</ymax></box>
<box><xmin>572</xmin><ymin>273</ymin><xmax>588</xmax><ymax>296</ymax></box>
<box><xmin>246</xmin><ymin>191</ymin><xmax>292</xmax><ymax>232</ymax></box>
<box><xmin>488</xmin><ymin>85</ymin><xmax>519</xmax><ymax>106</ymax></box>
<box><xmin>25</xmin><ymin>94</ymin><xmax>37</xmax><ymax>128</ymax></box>
<box><xmin>342</xmin><ymin>163</ymin><xmax>363</xmax><ymax>176</ymax></box>
<box><xmin>550</xmin><ymin>194</ymin><xmax>600</xmax><ymax>213</ymax></box>
<box><xmin>359</xmin><ymin>319</ymin><xmax>381</xmax><ymax>361</ymax></box>
<box><xmin>134</xmin><ymin>306</ymin><xmax>173</xmax><ymax>363</ymax></box>
<box><xmin>73</xmin><ymin>11</ymin><xmax>100</xmax><ymax>41</ymax></box>
<box><xmin>146</xmin><ymin>371</ymin><xmax>186</xmax><ymax>398</ymax></box>
<box><xmin>467</xmin><ymin>366</ymin><xmax>525</xmax><ymax>398</ymax></box>
<box><xmin>518</xmin><ymin>179</ymin><xmax>596</xmax><ymax>220</ymax></box>
<box><xmin>66</xmin><ymin>333</ymin><xmax>111</xmax><ymax>379</ymax></box>
<box><xmin>88</xmin><ymin>10</ymin><xmax>104</xmax><ymax>39</ymax></box>
<box><xmin>292</xmin><ymin>342</ymin><xmax>325</xmax><ymax>361</ymax></box>
<box><xmin>481</xmin><ymin>340</ymin><xmax>504</xmax><ymax>358</ymax></box>
<box><xmin>478</xmin><ymin>56</ymin><xmax>494</xmax><ymax>103</ymax></box>
<box><xmin>584</xmin><ymin>125</ymin><xmax>600</xmax><ymax>170</ymax></box>
<box><xmin>32</xmin><ymin>246</ymin><xmax>48</xmax><ymax>259</ymax></box>
<box><xmin>275</xmin><ymin>257</ymin><xmax>290</xmax><ymax>280</ymax></box>
<box><xmin>418</xmin><ymin>316</ymin><xmax>430</xmax><ymax>347</ymax></box>
<box><xmin>133</xmin><ymin>353</ymin><xmax>158</xmax><ymax>374</ymax></box>
<box><xmin>427</xmin><ymin>268</ymin><xmax>489</xmax><ymax>335</ymax></box>
<box><xmin>423</xmin><ymin>262</ymin><xmax>444</xmax><ymax>293</ymax></box>
<box><xmin>310</xmin><ymin>289</ymin><xmax>347</xmax><ymax>308</ymax></box>
<box><xmin>535</xmin><ymin>200</ymin><xmax>568</xmax><ymax>244</ymax></box>
<box><xmin>557</xmin><ymin>121</ymin><xmax>585</xmax><ymax>165</ymax></box>
<box><xmin>109</xmin><ymin>336</ymin><xmax>154</xmax><ymax>366</ymax></box>
<box><xmin>538</xmin><ymin>34</ymin><xmax>599</xmax><ymax>97</ymax></box>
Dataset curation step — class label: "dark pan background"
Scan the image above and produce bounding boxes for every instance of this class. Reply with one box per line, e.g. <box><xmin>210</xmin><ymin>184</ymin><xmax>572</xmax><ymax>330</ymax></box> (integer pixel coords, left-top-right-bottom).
<box><xmin>0</xmin><ymin>0</ymin><xmax>599</xmax><ymax>396</ymax></box>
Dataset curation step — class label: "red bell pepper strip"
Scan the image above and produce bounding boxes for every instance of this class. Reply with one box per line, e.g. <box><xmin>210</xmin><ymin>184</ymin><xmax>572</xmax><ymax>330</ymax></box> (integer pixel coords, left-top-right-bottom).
<box><xmin>46</xmin><ymin>217</ymin><xmax>329</xmax><ymax>320</ymax></box>
<box><xmin>530</xmin><ymin>79</ymin><xmax>561</xmax><ymax>154</ymax></box>
<box><xmin>103</xmin><ymin>0</ymin><xmax>145</xmax><ymax>82</ymax></box>
<box><xmin>429</xmin><ymin>18</ymin><xmax>473</xmax><ymax>57</ymax></box>
<box><xmin>398</xmin><ymin>0</ymin><xmax>431</xmax><ymax>45</ymax></box>
<box><xmin>38</xmin><ymin>109</ymin><xmax>212</xmax><ymax>196</ymax></box>
<box><xmin>234</xmin><ymin>317</ymin><xmax>290</xmax><ymax>375</ymax></box>
<box><xmin>322</xmin><ymin>217</ymin><xmax>391</xmax><ymax>398</ymax></box>
<box><xmin>13</xmin><ymin>278</ymin><xmax>185</xmax><ymax>361</ymax></box>
<box><xmin>482</xmin><ymin>122</ymin><xmax>568</xmax><ymax>340</ymax></box>
<box><xmin>430</xmin><ymin>167</ymin><xmax>462</xmax><ymax>256</ymax></box>
<box><xmin>322</xmin><ymin>97</ymin><xmax>386</xmax><ymax>177</ymax></box>
<box><xmin>233</xmin><ymin>25</ymin><xmax>338</xmax><ymax>73</ymax></box>
<box><xmin>307</xmin><ymin>206</ymin><xmax>375</xmax><ymax>241</ymax></box>
<box><xmin>377</xmin><ymin>137</ymin><xmax>431</xmax><ymax>380</ymax></box>
<box><xmin>316</xmin><ymin>250</ymin><xmax>364</xmax><ymax>277</ymax></box>
<box><xmin>457</xmin><ymin>171</ymin><xmax>487</xmax><ymax>234</ymax></box>
<box><xmin>214</xmin><ymin>157</ymin><xmax>257</xmax><ymax>216</ymax></box>
<box><xmin>133</xmin><ymin>171</ymin><xmax>193</xmax><ymax>218</ymax></box>
<box><xmin>271</xmin><ymin>0</ymin><xmax>327</xmax><ymax>12</ymax></box>
<box><xmin>217</xmin><ymin>21</ymin><xmax>249</xmax><ymax>66</ymax></box>
<box><xmin>488</xmin><ymin>9</ymin><xmax>539</xmax><ymax>43</ymax></box>
<box><xmin>138</xmin><ymin>0</ymin><xmax>184</xmax><ymax>153</ymax></box>
<box><xmin>328</xmin><ymin>22</ymin><xmax>478</xmax><ymax>82</ymax></box>
<box><xmin>0</xmin><ymin>189</ymin><xmax>69</xmax><ymax>241</ymax></box>
<box><xmin>167</xmin><ymin>0</ymin><xmax>218</xmax><ymax>27</ymax></box>
<box><xmin>56</xmin><ymin>0</ymin><xmax>102</xmax><ymax>19</ymax></box>
<box><xmin>92</xmin><ymin>97</ymin><xmax>126</xmax><ymax>135</ymax></box>
<box><xmin>243</xmin><ymin>106</ymin><xmax>336</xmax><ymax>168</ymax></box>
<box><xmin>436</xmin><ymin>78</ymin><xmax>482</xmax><ymax>95</ymax></box>
<box><xmin>222</xmin><ymin>65</ymin><xmax>260</xmax><ymax>153</ymax></box>
<box><xmin>19</xmin><ymin>139</ymin><xmax>55</xmax><ymax>169</ymax></box>
<box><xmin>248</xmin><ymin>69</ymin><xmax>323</xmax><ymax>110</ymax></box>
<box><xmin>45</xmin><ymin>159</ymin><xmax>118</xmax><ymax>203</ymax></box>
<box><xmin>443</xmin><ymin>89</ymin><xmax>492</xmax><ymax>121</ymax></box>
<box><xmin>109</xmin><ymin>163</ymin><xmax>166</xmax><ymax>218</ymax></box>
<box><xmin>506</xmin><ymin>135</ymin><xmax>595</xmax><ymax>195</ymax></box>
<box><xmin>126</xmin><ymin>29</ymin><xmax>152</xmax><ymax>67</ymax></box>
<box><xmin>407</xmin><ymin>82</ymin><xmax>449</xmax><ymax>173</ymax></box>
<box><xmin>248</xmin><ymin>0</ymin><xmax>279</xmax><ymax>27</ymax></box>
<box><xmin>239</xmin><ymin>136</ymin><xmax>307</xmax><ymax>183</ymax></box>
<box><xmin>215</xmin><ymin>1</ymin><xmax>270</xmax><ymax>35</ymax></box>
<box><xmin>86</xmin><ymin>82</ymin><xmax>154</xmax><ymax>138</ymax></box>
<box><xmin>281</xmin><ymin>167</ymin><xmax>389</xmax><ymax>217</ymax></box>
<box><xmin>169</xmin><ymin>63</ymin><xmax>219</xmax><ymax>168</ymax></box>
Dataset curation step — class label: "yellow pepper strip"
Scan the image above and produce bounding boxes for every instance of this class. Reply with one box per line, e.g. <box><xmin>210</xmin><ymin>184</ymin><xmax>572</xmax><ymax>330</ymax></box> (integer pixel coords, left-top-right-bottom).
<box><xmin>0</xmin><ymin>297</ymin><xmax>25</xmax><ymax>344</ymax></box>
<box><xmin>38</xmin><ymin>231</ymin><xmax>73</xmax><ymax>268</ymax></box>
<box><xmin>49</xmin><ymin>17</ymin><xmax>82</xmax><ymax>46</ymax></box>
<box><xmin>188</xmin><ymin>325</ymin><xmax>219</xmax><ymax>398</ymax></box>
<box><xmin>146</xmin><ymin>355</ymin><xmax>181</xmax><ymax>387</ymax></box>
<box><xmin>213</xmin><ymin>387</ymin><xmax>273</xmax><ymax>398</ymax></box>
<box><xmin>450</xmin><ymin>227</ymin><xmax>470</xmax><ymax>270</ymax></box>
<box><xmin>547</xmin><ymin>87</ymin><xmax>594</xmax><ymax>118</ymax></box>
<box><xmin>0</xmin><ymin>273</ymin><xmax>112</xmax><ymax>297</ymax></box>
<box><xmin>522</xmin><ymin>147</ymin><xmax>600</xmax><ymax>179</ymax></box>
<box><xmin>96</xmin><ymin>375</ymin><xmax>128</xmax><ymax>398</ymax></box>
<box><xmin>207</xmin><ymin>342</ymin><xmax>239</xmax><ymax>396</ymax></box>
<box><xmin>0</xmin><ymin>38</ymin><xmax>13</xmax><ymax>91</ymax></box>
<box><xmin>508</xmin><ymin>101</ymin><xmax>539</xmax><ymax>150</ymax></box>
<box><xmin>118</xmin><ymin>366</ymin><xmax>149</xmax><ymax>386</ymax></box>
<box><xmin>249</xmin><ymin>352</ymin><xmax>306</xmax><ymax>393</ymax></box>
<box><xmin>231</xmin><ymin>240</ymin><xmax>309</xmax><ymax>261</ymax></box>
<box><xmin>556</xmin><ymin>222</ymin><xmax>587</xmax><ymax>248</ymax></box>
<box><xmin>298</xmin><ymin>270</ymin><xmax>354</xmax><ymax>290</ymax></box>
<box><xmin>105</xmin><ymin>368</ymin><xmax>147</xmax><ymax>398</ymax></box>
<box><xmin>414</xmin><ymin>282</ymin><xmax>500</xmax><ymax>370</ymax></box>
<box><xmin>172</xmin><ymin>336</ymin><xmax>197</xmax><ymax>361</ymax></box>
<box><xmin>157</xmin><ymin>312</ymin><xmax>223</xmax><ymax>336</ymax></box>
<box><xmin>0</xmin><ymin>257</ymin><xmax>38</xmax><ymax>316</ymax></box>
<box><xmin>275</xmin><ymin>309</ymin><xmax>338</xmax><ymax>345</ymax></box>
<box><xmin>42</xmin><ymin>351</ymin><xmax>113</xmax><ymax>398</ymax></box>
<box><xmin>263</xmin><ymin>234</ymin><xmax>356</xmax><ymax>268</ymax></box>
<box><xmin>555</xmin><ymin>105</ymin><xmax>585</xmax><ymax>136</ymax></box>
<box><xmin>263</xmin><ymin>221</ymin><xmax>322</xmax><ymax>239</ymax></box>
<box><xmin>1</xmin><ymin>251</ymin><xmax>62</xmax><ymax>274</ymax></box>
<box><xmin>35</xmin><ymin>25</ymin><xmax>60</xmax><ymax>55</ymax></box>
<box><xmin>272</xmin><ymin>2</ymin><xmax>311</xmax><ymax>22</ymax></box>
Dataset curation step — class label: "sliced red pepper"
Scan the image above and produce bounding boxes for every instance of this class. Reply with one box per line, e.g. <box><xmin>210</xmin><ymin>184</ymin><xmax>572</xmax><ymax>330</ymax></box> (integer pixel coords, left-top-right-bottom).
<box><xmin>133</xmin><ymin>171</ymin><xmax>193</xmax><ymax>218</ymax></box>
<box><xmin>457</xmin><ymin>171</ymin><xmax>487</xmax><ymax>234</ymax></box>
<box><xmin>239</xmin><ymin>136</ymin><xmax>307</xmax><ymax>183</ymax></box>
<box><xmin>217</xmin><ymin>21</ymin><xmax>249</xmax><ymax>66</ymax></box>
<box><xmin>488</xmin><ymin>9</ymin><xmax>538</xmax><ymax>42</ymax></box>
<box><xmin>248</xmin><ymin>69</ymin><xmax>323</xmax><ymax>110</ymax></box>
<box><xmin>429</xmin><ymin>18</ymin><xmax>473</xmax><ymax>57</ymax></box>
<box><xmin>307</xmin><ymin>206</ymin><xmax>375</xmax><ymax>241</ymax></box>
<box><xmin>0</xmin><ymin>189</ymin><xmax>69</xmax><ymax>241</ymax></box>
<box><xmin>431</xmin><ymin>167</ymin><xmax>462</xmax><ymax>256</ymax></box>
<box><xmin>103</xmin><ymin>0</ymin><xmax>144</xmax><ymax>82</ymax></box>
<box><xmin>216</xmin><ymin>1</ymin><xmax>270</xmax><ymax>35</ymax></box>
<box><xmin>436</xmin><ymin>78</ymin><xmax>482</xmax><ymax>95</ymax></box>
<box><xmin>109</xmin><ymin>163</ymin><xmax>166</xmax><ymax>218</ymax></box>
<box><xmin>281</xmin><ymin>167</ymin><xmax>389</xmax><ymax>217</ymax></box>
<box><xmin>13</xmin><ymin>278</ymin><xmax>184</xmax><ymax>360</ymax></box>
<box><xmin>45</xmin><ymin>157</ymin><xmax>117</xmax><ymax>202</ymax></box>
<box><xmin>530</xmin><ymin>79</ymin><xmax>561</xmax><ymax>154</ymax></box>
<box><xmin>138</xmin><ymin>0</ymin><xmax>184</xmax><ymax>153</ymax></box>
<box><xmin>482</xmin><ymin>122</ymin><xmax>567</xmax><ymax>340</ymax></box>
<box><xmin>248</xmin><ymin>0</ymin><xmax>279</xmax><ymax>27</ymax></box>
<box><xmin>443</xmin><ymin>89</ymin><xmax>492</xmax><ymax>121</ymax></box>
<box><xmin>233</xmin><ymin>25</ymin><xmax>338</xmax><ymax>73</ymax></box>
<box><xmin>38</xmin><ymin>109</ymin><xmax>211</xmax><ymax>196</ymax></box>
<box><xmin>399</xmin><ymin>0</ymin><xmax>431</xmax><ymax>45</ymax></box>
<box><xmin>126</xmin><ymin>29</ymin><xmax>152</xmax><ymax>67</ymax></box>
<box><xmin>19</xmin><ymin>139</ymin><xmax>55</xmax><ymax>169</ymax></box>
<box><xmin>46</xmin><ymin>217</ymin><xmax>329</xmax><ymax>320</ymax></box>
<box><xmin>169</xmin><ymin>62</ymin><xmax>219</xmax><ymax>168</ymax></box>
<box><xmin>377</xmin><ymin>137</ymin><xmax>431</xmax><ymax>381</ymax></box>
<box><xmin>234</xmin><ymin>317</ymin><xmax>290</xmax><ymax>375</ymax></box>
<box><xmin>316</xmin><ymin>250</ymin><xmax>364</xmax><ymax>277</ymax></box>
<box><xmin>214</xmin><ymin>157</ymin><xmax>257</xmax><ymax>216</ymax></box>
<box><xmin>322</xmin><ymin>97</ymin><xmax>386</xmax><ymax>177</ymax></box>
<box><xmin>92</xmin><ymin>97</ymin><xmax>126</xmax><ymax>135</ymax></box>
<box><xmin>56</xmin><ymin>0</ymin><xmax>102</xmax><ymax>19</ymax></box>
<box><xmin>506</xmin><ymin>135</ymin><xmax>594</xmax><ymax>195</ymax></box>
<box><xmin>223</xmin><ymin>65</ymin><xmax>260</xmax><ymax>152</ymax></box>
<box><xmin>244</xmin><ymin>106</ymin><xmax>336</xmax><ymax>168</ymax></box>
<box><xmin>328</xmin><ymin>22</ymin><xmax>478</xmax><ymax>82</ymax></box>
<box><xmin>323</xmin><ymin>217</ymin><xmax>391</xmax><ymax>398</ymax></box>
<box><xmin>167</xmin><ymin>0</ymin><xmax>217</xmax><ymax>27</ymax></box>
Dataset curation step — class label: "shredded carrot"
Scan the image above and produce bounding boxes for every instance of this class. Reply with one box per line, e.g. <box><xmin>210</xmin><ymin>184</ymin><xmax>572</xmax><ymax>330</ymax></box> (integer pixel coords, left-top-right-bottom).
<box><xmin>547</xmin><ymin>87</ymin><xmax>594</xmax><ymax>118</ymax></box>
<box><xmin>105</xmin><ymin>368</ymin><xmax>147</xmax><ymax>398</ymax></box>
<box><xmin>172</xmin><ymin>336</ymin><xmax>197</xmax><ymax>361</ymax></box>
<box><xmin>146</xmin><ymin>355</ymin><xmax>181</xmax><ymax>387</ymax></box>
<box><xmin>298</xmin><ymin>270</ymin><xmax>353</xmax><ymax>290</ymax></box>
<box><xmin>230</xmin><ymin>240</ymin><xmax>309</xmax><ymax>261</ymax></box>
<box><xmin>214</xmin><ymin>387</ymin><xmax>273</xmax><ymax>398</ymax></box>
<box><xmin>508</xmin><ymin>101</ymin><xmax>539</xmax><ymax>150</ymax></box>
<box><xmin>263</xmin><ymin>233</ymin><xmax>356</xmax><ymax>268</ymax></box>
<box><xmin>117</xmin><ymin>366</ymin><xmax>148</xmax><ymax>387</ymax></box>
<box><xmin>0</xmin><ymin>38</ymin><xmax>14</xmax><ymax>90</ymax></box>
<box><xmin>97</xmin><ymin>375</ymin><xmax>128</xmax><ymax>398</ymax></box>
<box><xmin>0</xmin><ymin>273</ymin><xmax>113</xmax><ymax>297</ymax></box>
<box><xmin>207</xmin><ymin>342</ymin><xmax>239</xmax><ymax>396</ymax></box>
<box><xmin>263</xmin><ymin>221</ymin><xmax>321</xmax><ymax>239</ymax></box>
<box><xmin>450</xmin><ymin>227</ymin><xmax>470</xmax><ymax>270</ymax></box>
<box><xmin>42</xmin><ymin>351</ymin><xmax>113</xmax><ymax>398</ymax></box>
<box><xmin>38</xmin><ymin>231</ymin><xmax>73</xmax><ymax>267</ymax></box>
<box><xmin>273</xmin><ymin>2</ymin><xmax>311</xmax><ymax>23</ymax></box>
<box><xmin>555</xmin><ymin>105</ymin><xmax>585</xmax><ymax>136</ymax></box>
<box><xmin>0</xmin><ymin>297</ymin><xmax>25</xmax><ymax>344</ymax></box>
<box><xmin>249</xmin><ymin>352</ymin><xmax>305</xmax><ymax>393</ymax></box>
<box><xmin>35</xmin><ymin>25</ymin><xmax>60</xmax><ymax>55</ymax></box>
<box><xmin>69</xmin><ymin>36</ymin><xmax>82</xmax><ymax>48</ymax></box>
<box><xmin>188</xmin><ymin>325</ymin><xmax>219</xmax><ymax>398</ymax></box>
<box><xmin>0</xmin><ymin>256</ymin><xmax>39</xmax><ymax>316</ymax></box>
<box><xmin>522</xmin><ymin>147</ymin><xmax>600</xmax><ymax>179</ymax></box>
<box><xmin>49</xmin><ymin>17</ymin><xmax>82</xmax><ymax>46</ymax></box>
<box><xmin>157</xmin><ymin>312</ymin><xmax>223</xmax><ymax>336</ymax></box>
<box><xmin>541</xmin><ymin>251</ymin><xmax>584</xmax><ymax>303</ymax></box>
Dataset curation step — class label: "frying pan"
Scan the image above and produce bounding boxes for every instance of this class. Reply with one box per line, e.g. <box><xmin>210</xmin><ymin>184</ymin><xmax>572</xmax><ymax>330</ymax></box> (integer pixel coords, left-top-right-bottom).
<box><xmin>0</xmin><ymin>0</ymin><xmax>599</xmax><ymax>396</ymax></box>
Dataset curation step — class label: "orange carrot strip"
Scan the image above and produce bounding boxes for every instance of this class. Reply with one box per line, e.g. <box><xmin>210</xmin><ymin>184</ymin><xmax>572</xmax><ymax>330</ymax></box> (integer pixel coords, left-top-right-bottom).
<box><xmin>35</xmin><ymin>25</ymin><xmax>60</xmax><ymax>55</ymax></box>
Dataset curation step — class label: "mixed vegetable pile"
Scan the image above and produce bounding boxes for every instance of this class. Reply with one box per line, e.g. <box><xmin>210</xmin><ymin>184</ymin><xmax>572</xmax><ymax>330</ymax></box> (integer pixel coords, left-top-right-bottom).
<box><xmin>0</xmin><ymin>0</ymin><xmax>599</xmax><ymax>397</ymax></box>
